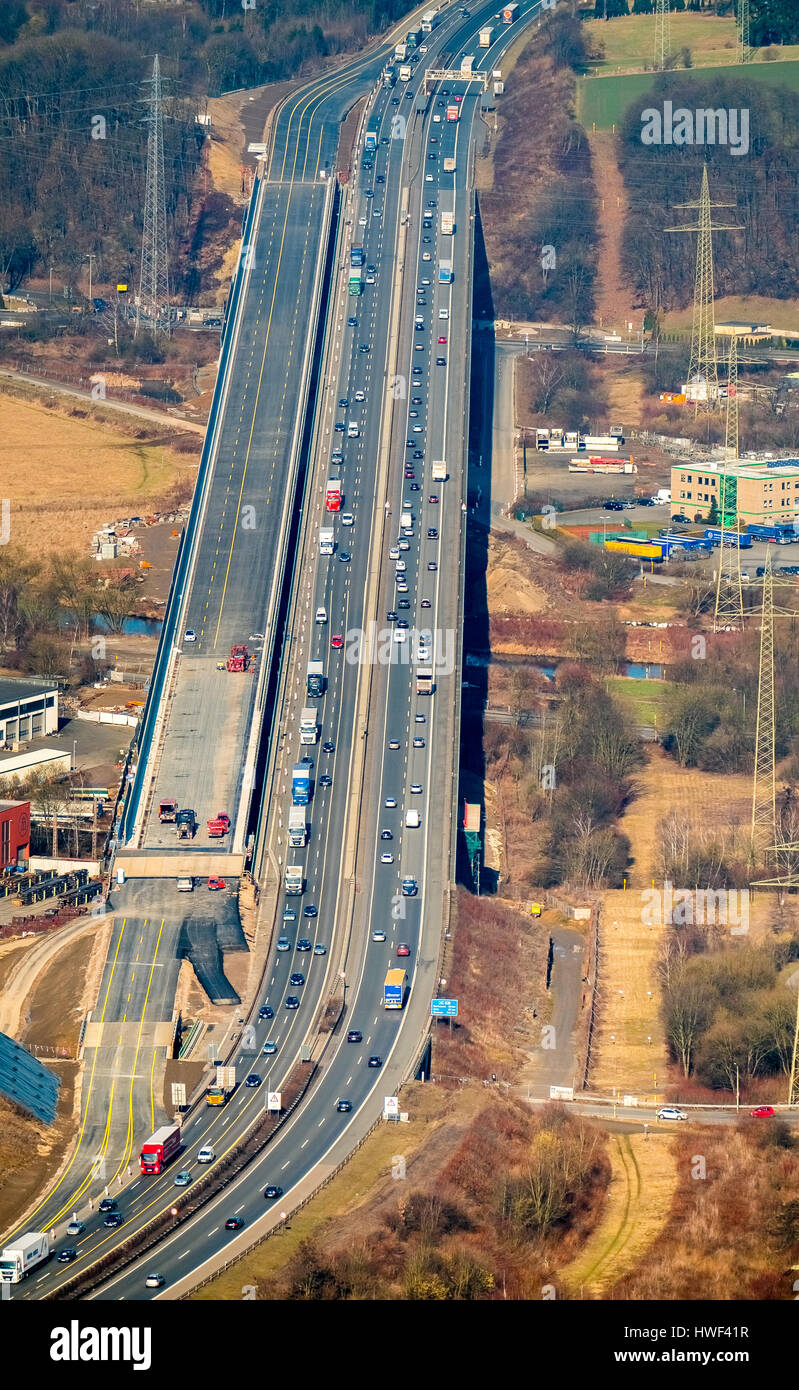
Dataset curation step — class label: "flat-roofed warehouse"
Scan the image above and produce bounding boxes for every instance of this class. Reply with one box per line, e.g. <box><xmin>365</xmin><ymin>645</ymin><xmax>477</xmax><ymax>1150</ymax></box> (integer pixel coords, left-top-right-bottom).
<box><xmin>0</xmin><ymin>679</ymin><xmax>58</xmax><ymax>748</ymax></box>
<box><xmin>670</xmin><ymin>457</ymin><xmax>799</xmax><ymax>526</ymax></box>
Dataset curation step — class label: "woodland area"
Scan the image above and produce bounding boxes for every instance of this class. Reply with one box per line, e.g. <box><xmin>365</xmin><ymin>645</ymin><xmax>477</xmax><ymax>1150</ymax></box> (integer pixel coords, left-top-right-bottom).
<box><xmin>0</xmin><ymin>0</ymin><xmax>410</xmax><ymax>297</ymax></box>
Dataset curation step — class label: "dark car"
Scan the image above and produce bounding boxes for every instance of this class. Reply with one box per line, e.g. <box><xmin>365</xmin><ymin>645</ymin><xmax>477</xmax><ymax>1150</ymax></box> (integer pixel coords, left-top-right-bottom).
<box><xmin>347</xmin><ymin>1029</ymin><xmax>363</xmax><ymax>1043</ymax></box>
<box><xmin>367</xmin><ymin>1056</ymin><xmax>382</xmax><ymax>1068</ymax></box>
<box><xmin>322</xmin><ymin>740</ymin><xmax>335</xmax><ymax>753</ymax></box>
<box><xmin>57</xmin><ymin>1248</ymin><xmax>78</xmax><ymax>1263</ymax></box>
<box><xmin>413</xmin><ymin>449</ymin><xmax>424</xmax><ymax>460</ymax></box>
<box><xmin>381</xmin><ymin>829</ymin><xmax>393</xmax><ymax>840</ymax></box>
<box><xmin>397</xmin><ymin>619</ymin><xmax>409</xmax><ymax>629</ymax></box>
<box><xmin>104</xmin><ymin>1212</ymin><xmax>124</xmax><ymax>1228</ymax></box>
<box><xmin>671</xmin><ymin>513</ymin><xmax>691</xmax><ymax>524</ymax></box>
<box><xmin>359</xmin><ymin>343</ymin><xmax>370</xmax><ymax>354</ymax></box>
<box><xmin>387</xmin><ymin>609</ymin><xmax>398</xmax><ymax>621</ymax></box>
<box><xmin>338</xmin><ymin>397</ymin><xmax>349</xmax><ymax>408</ymax></box>
<box><xmin>225</xmin><ymin>1217</ymin><xmax>244</xmax><ymax>1230</ymax></box>
<box><xmin>289</xmin><ymin>972</ymin><xmax>305</xmax><ymax>987</ymax></box>
<box><xmin>304</xmin><ymin>904</ymin><xmax>318</xmax><ymax>918</ymax></box>
<box><xmin>258</xmin><ymin>1005</ymin><xmax>274</xmax><ymax>1020</ymax></box>
<box><xmin>409</xmin><ymin>482</ymin><xmax>421</xmax><ymax>491</ymax></box>
<box><xmin>285</xmin><ymin>995</ymin><xmax>300</xmax><ymax>1009</ymax></box>
<box><xmin>319</xmin><ymin>774</ymin><xmax>332</xmax><ymax>786</ymax></box>
<box><xmin>338</xmin><ymin>551</ymin><xmax>351</xmax><ymax>563</ymax></box>
<box><xmin>264</xmin><ymin>1185</ymin><xmax>283</xmax><ymax>1200</ymax></box>
<box><xmin>637</xmin><ymin>496</ymin><xmax>656</xmax><ymax>506</ymax></box>
<box><xmin>296</xmin><ymin>938</ymin><xmax>312</xmax><ymax>951</ymax></box>
<box><xmin>602</xmin><ymin>500</ymin><xmax>624</xmax><ymax>512</ymax></box>
<box><xmin>245</xmin><ymin>1073</ymin><xmax>262</xmax><ymax>1088</ymax></box>
<box><xmin>347</xmin><ymin>316</ymin><xmax>357</xmax><ymax>327</ymax></box>
<box><xmin>99</xmin><ymin>1198</ymin><xmax>117</xmax><ymax>1213</ymax></box>
<box><xmin>398</xmin><ymin>598</ymin><xmax>411</xmax><ymax>609</ymax></box>
<box><xmin>336</xmin><ymin>1099</ymin><xmax>353</xmax><ymax>1113</ymax></box>
<box><xmin>427</xmin><ymin>527</ymin><xmax>438</xmax><ymax>539</ymax></box>
<box><xmin>436</xmin><ymin>356</ymin><xmax>446</xmax><ymax>365</ymax></box>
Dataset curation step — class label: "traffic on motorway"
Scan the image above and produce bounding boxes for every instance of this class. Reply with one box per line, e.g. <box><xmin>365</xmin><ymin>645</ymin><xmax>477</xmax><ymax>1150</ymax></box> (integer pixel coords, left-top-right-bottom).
<box><xmin>4</xmin><ymin>0</ymin><xmax>544</xmax><ymax>1301</ymax></box>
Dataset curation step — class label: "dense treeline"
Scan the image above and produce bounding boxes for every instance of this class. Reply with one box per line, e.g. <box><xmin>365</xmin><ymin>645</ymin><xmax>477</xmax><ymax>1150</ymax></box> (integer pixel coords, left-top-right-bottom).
<box><xmin>0</xmin><ymin>0</ymin><xmax>411</xmax><ymax>294</ymax></box>
<box><xmin>617</xmin><ymin>75</ymin><xmax>799</xmax><ymax>312</ymax></box>
<box><xmin>659</xmin><ymin>929</ymin><xmax>799</xmax><ymax>1092</ymax></box>
<box><xmin>480</xmin><ymin>13</ymin><xmax>601</xmax><ymax>326</ymax></box>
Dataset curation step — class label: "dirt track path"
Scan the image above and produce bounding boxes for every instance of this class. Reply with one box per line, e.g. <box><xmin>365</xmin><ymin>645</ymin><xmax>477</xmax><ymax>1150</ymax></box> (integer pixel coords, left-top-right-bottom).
<box><xmin>559</xmin><ymin>1131</ymin><xmax>677</xmax><ymax>1297</ymax></box>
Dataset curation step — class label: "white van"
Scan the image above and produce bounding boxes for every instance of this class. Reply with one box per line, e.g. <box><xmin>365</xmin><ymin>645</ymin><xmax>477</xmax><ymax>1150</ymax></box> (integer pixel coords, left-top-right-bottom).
<box><xmin>405</xmin><ymin>810</ymin><xmax>421</xmax><ymax>828</ymax></box>
<box><xmin>315</xmin><ymin>606</ymin><xmax>327</xmax><ymax>624</ymax></box>
<box><xmin>347</xmin><ymin>421</ymin><xmax>360</xmax><ymax>438</ymax></box>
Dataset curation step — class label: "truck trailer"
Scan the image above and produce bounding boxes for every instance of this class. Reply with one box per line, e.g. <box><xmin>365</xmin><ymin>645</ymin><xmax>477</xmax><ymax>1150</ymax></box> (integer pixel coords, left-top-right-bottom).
<box><xmin>140</xmin><ymin>1124</ymin><xmax>181</xmax><ymax>1175</ymax></box>
<box><xmin>441</xmin><ymin>210</ymin><xmax>454</xmax><ymax>235</ymax></box>
<box><xmin>307</xmin><ymin>661</ymin><xmax>325</xmax><ymax>697</ymax></box>
<box><xmin>292</xmin><ymin>760</ymin><xmax>312</xmax><ymax>805</ymax></box>
<box><xmin>285</xmin><ymin>864</ymin><xmax>304</xmax><ymax>895</ymax></box>
<box><xmin>300</xmin><ymin>706</ymin><xmax>319</xmax><ymax>745</ymax></box>
<box><xmin>0</xmin><ymin>1232</ymin><xmax>50</xmax><ymax>1283</ymax></box>
<box><xmin>288</xmin><ymin>805</ymin><xmax>307</xmax><ymax>847</ymax></box>
<box><xmin>416</xmin><ymin>665</ymin><xmax>434</xmax><ymax>695</ymax></box>
<box><xmin>479</xmin><ymin>26</ymin><xmax>493</xmax><ymax>46</ymax></box>
<box><xmin>319</xmin><ymin>526</ymin><xmax>334</xmax><ymax>555</ymax></box>
<box><xmin>432</xmin><ymin>459</ymin><xmax>448</xmax><ymax>481</ymax></box>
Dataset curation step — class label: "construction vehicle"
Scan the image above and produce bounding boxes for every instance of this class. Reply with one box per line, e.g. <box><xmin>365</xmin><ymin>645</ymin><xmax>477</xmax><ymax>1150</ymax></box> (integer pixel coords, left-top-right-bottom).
<box><xmin>158</xmin><ymin>798</ymin><xmax>178</xmax><ymax>822</ymax></box>
<box><xmin>226</xmin><ymin>644</ymin><xmax>250</xmax><ymax>672</ymax></box>
<box><xmin>176</xmin><ymin>808</ymin><xmax>196</xmax><ymax>839</ymax></box>
<box><xmin>207</xmin><ymin>812</ymin><xmax>231</xmax><ymax>837</ymax></box>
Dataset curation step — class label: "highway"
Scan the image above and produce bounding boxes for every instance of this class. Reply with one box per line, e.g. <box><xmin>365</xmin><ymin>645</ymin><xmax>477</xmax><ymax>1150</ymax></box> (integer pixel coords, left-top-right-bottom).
<box><xmin>7</xmin><ymin>2</ymin><xmax>547</xmax><ymax>1300</ymax></box>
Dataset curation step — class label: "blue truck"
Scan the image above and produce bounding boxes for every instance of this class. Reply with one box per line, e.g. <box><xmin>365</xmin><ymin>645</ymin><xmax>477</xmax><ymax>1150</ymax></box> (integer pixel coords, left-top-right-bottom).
<box><xmin>364</xmin><ymin>130</ymin><xmax>378</xmax><ymax>152</ymax></box>
<box><xmin>292</xmin><ymin>760</ymin><xmax>312</xmax><ymax>806</ymax></box>
<box><xmin>703</xmin><ymin>527</ymin><xmax>753</xmax><ymax>548</ymax></box>
<box><xmin>384</xmin><ymin>969</ymin><xmax>407</xmax><ymax>1009</ymax></box>
<box><xmin>746</xmin><ymin>523</ymin><xmax>797</xmax><ymax>545</ymax></box>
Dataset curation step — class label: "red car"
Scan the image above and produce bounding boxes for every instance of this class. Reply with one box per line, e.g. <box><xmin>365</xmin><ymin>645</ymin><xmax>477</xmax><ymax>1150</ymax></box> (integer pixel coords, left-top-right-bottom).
<box><xmin>331</xmin><ymin>634</ymin><xmax>344</xmax><ymax>649</ymax></box>
<box><xmin>428</xmin><ymin>494</ymin><xmax>439</xmax><ymax>504</ymax></box>
<box><xmin>208</xmin><ymin>876</ymin><xmax>226</xmax><ymax>891</ymax></box>
<box><xmin>750</xmin><ymin>1105</ymin><xmax>775</xmax><ymax>1118</ymax></box>
<box><xmin>396</xmin><ymin>943</ymin><xmax>411</xmax><ymax>957</ymax></box>
<box><xmin>437</xmin><ymin>336</ymin><xmax>447</xmax><ymax>344</ymax></box>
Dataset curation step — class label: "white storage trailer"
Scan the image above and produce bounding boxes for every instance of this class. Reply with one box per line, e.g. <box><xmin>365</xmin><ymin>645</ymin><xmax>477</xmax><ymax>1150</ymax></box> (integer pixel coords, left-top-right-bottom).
<box><xmin>0</xmin><ymin>1232</ymin><xmax>51</xmax><ymax>1283</ymax></box>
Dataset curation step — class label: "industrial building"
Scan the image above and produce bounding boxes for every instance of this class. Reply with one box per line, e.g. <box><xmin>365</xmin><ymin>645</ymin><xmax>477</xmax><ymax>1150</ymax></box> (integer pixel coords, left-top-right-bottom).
<box><xmin>0</xmin><ymin>679</ymin><xmax>59</xmax><ymax>748</ymax></box>
<box><xmin>0</xmin><ymin>799</ymin><xmax>30</xmax><ymax>871</ymax></box>
<box><xmin>670</xmin><ymin>458</ymin><xmax>799</xmax><ymax>528</ymax></box>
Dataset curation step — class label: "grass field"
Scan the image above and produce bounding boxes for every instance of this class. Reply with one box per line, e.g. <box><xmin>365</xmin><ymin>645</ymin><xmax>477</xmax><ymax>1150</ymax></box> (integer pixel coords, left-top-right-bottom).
<box><xmin>606</xmin><ymin>674</ymin><xmax>668</xmax><ymax>727</ymax></box>
<box><xmin>0</xmin><ymin>392</ymin><xmax>195</xmax><ymax>556</ymax></box>
<box><xmin>578</xmin><ymin>60</ymin><xmax>799</xmax><ymax>132</ymax></box>
<box><xmin>583</xmin><ymin>12</ymin><xmax>799</xmax><ymax>76</ymax></box>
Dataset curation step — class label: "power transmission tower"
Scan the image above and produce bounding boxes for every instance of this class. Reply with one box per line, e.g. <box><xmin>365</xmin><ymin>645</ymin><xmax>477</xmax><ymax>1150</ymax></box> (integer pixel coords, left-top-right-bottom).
<box><xmin>667</xmin><ymin>167</ymin><xmax>740</xmax><ymax>414</ymax></box>
<box><xmin>137</xmin><ymin>55</ymin><xmax>170</xmax><ymax>338</ymax></box>
<box><xmin>737</xmin><ymin>0</ymin><xmax>752</xmax><ymax>64</ymax></box>
<box><xmin>713</xmin><ymin>488</ymin><xmax>744</xmax><ymax>633</ymax></box>
<box><xmin>751</xmin><ymin>549</ymin><xmax>776</xmax><ymax>857</ymax></box>
<box><xmin>724</xmin><ymin>332</ymin><xmax>739</xmax><ymax>460</ymax></box>
<box><xmin>654</xmin><ymin>0</ymin><xmax>671</xmax><ymax>72</ymax></box>
<box><xmin>789</xmin><ymin>986</ymin><xmax>799</xmax><ymax>1108</ymax></box>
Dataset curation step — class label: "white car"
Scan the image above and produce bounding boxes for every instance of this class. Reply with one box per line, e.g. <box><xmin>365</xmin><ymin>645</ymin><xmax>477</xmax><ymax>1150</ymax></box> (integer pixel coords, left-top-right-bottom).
<box><xmin>439</xmin><ymin>309</ymin><xmax>449</xmax><ymax>319</ymax></box>
<box><xmin>372</xmin><ymin>930</ymin><xmax>387</xmax><ymax>942</ymax></box>
<box><xmin>433</xmin><ymin>113</ymin><xmax>441</xmax><ymax>122</ymax></box>
<box><xmin>197</xmin><ymin>1147</ymin><xmax>215</xmax><ymax>1164</ymax></box>
<box><xmin>395</xmin><ymin>560</ymin><xmax>406</xmax><ymax>572</ymax></box>
<box><xmin>145</xmin><ymin>1274</ymin><xmax>165</xmax><ymax>1289</ymax></box>
<box><xmin>394</xmin><ymin>629</ymin><xmax>407</xmax><ymax>643</ymax></box>
<box><xmin>184</xmin><ymin>629</ymin><xmax>197</xmax><ymax>643</ymax></box>
<box><xmin>355</xmin><ymin>389</ymin><xmax>366</xmax><ymax>402</ymax></box>
<box><xmin>656</xmin><ymin>1106</ymin><xmax>687</xmax><ymax>1121</ymax></box>
<box><xmin>398</xmin><ymin>539</ymin><xmax>410</xmax><ymax>551</ymax></box>
<box><xmin>389</xmin><ymin>546</ymin><xmax>400</xmax><ymax>559</ymax></box>
<box><xmin>341</xmin><ymin>513</ymin><xmax>354</xmax><ymax>526</ymax></box>
<box><xmin>425</xmin><ymin>174</ymin><xmax>433</xmax><ymax>182</ymax></box>
<box><xmin>421</xmin><ymin>278</ymin><xmax>430</xmax><ymax>286</ymax></box>
<box><xmin>315</xmin><ymin>607</ymin><xmax>327</xmax><ymax>624</ymax></box>
<box><xmin>396</xmin><ymin>580</ymin><xmax>409</xmax><ymax>592</ymax></box>
<box><xmin>380</xmin><ymin>852</ymin><xmax>394</xmax><ymax>864</ymax></box>
<box><xmin>358</xmin><ymin>215</ymin><xmax>367</xmax><ymax>225</ymax></box>
<box><xmin>422</xmin><ymin>252</ymin><xmax>431</xmax><ymax>261</ymax></box>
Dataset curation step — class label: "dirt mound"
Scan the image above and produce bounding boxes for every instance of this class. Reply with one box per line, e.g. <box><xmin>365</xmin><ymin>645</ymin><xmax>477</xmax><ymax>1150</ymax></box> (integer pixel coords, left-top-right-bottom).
<box><xmin>486</xmin><ymin>563</ymin><xmax>548</xmax><ymax>616</ymax></box>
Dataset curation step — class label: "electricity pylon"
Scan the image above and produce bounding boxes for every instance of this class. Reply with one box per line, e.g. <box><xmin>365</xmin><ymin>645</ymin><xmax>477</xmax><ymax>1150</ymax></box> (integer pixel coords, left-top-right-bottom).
<box><xmin>737</xmin><ymin>0</ymin><xmax>752</xmax><ymax>64</ymax></box>
<box><xmin>724</xmin><ymin>332</ymin><xmax>739</xmax><ymax>460</ymax></box>
<box><xmin>137</xmin><ymin>55</ymin><xmax>170</xmax><ymax>338</ymax></box>
<box><xmin>667</xmin><ymin>167</ymin><xmax>741</xmax><ymax>414</ymax></box>
<box><xmin>751</xmin><ymin>549</ymin><xmax>776</xmax><ymax>857</ymax></box>
<box><xmin>789</xmin><ymin>987</ymin><xmax>799</xmax><ymax>1108</ymax></box>
<box><xmin>713</xmin><ymin>337</ymin><xmax>745</xmax><ymax>630</ymax></box>
<box><xmin>654</xmin><ymin>0</ymin><xmax>671</xmax><ymax>72</ymax></box>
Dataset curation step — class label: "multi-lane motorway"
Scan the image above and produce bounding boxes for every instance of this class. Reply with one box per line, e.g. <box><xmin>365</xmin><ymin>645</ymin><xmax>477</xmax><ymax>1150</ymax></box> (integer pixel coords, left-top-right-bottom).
<box><xmin>6</xmin><ymin>0</ymin><xmax>546</xmax><ymax>1300</ymax></box>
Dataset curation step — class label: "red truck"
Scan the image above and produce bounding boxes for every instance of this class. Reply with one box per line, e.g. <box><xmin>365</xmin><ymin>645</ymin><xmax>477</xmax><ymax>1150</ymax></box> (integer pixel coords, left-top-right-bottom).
<box><xmin>139</xmin><ymin>1124</ymin><xmax>181</xmax><ymax>1175</ymax></box>
<box><xmin>207</xmin><ymin>812</ymin><xmax>231</xmax><ymax>837</ymax></box>
<box><xmin>226</xmin><ymin>644</ymin><xmax>250</xmax><ymax>672</ymax></box>
<box><xmin>158</xmin><ymin>799</ymin><xmax>178</xmax><ymax>822</ymax></box>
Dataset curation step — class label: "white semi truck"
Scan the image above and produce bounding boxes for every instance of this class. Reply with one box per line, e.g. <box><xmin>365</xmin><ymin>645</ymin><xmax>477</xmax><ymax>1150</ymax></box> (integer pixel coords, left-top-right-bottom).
<box><xmin>0</xmin><ymin>1232</ymin><xmax>51</xmax><ymax>1283</ymax></box>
